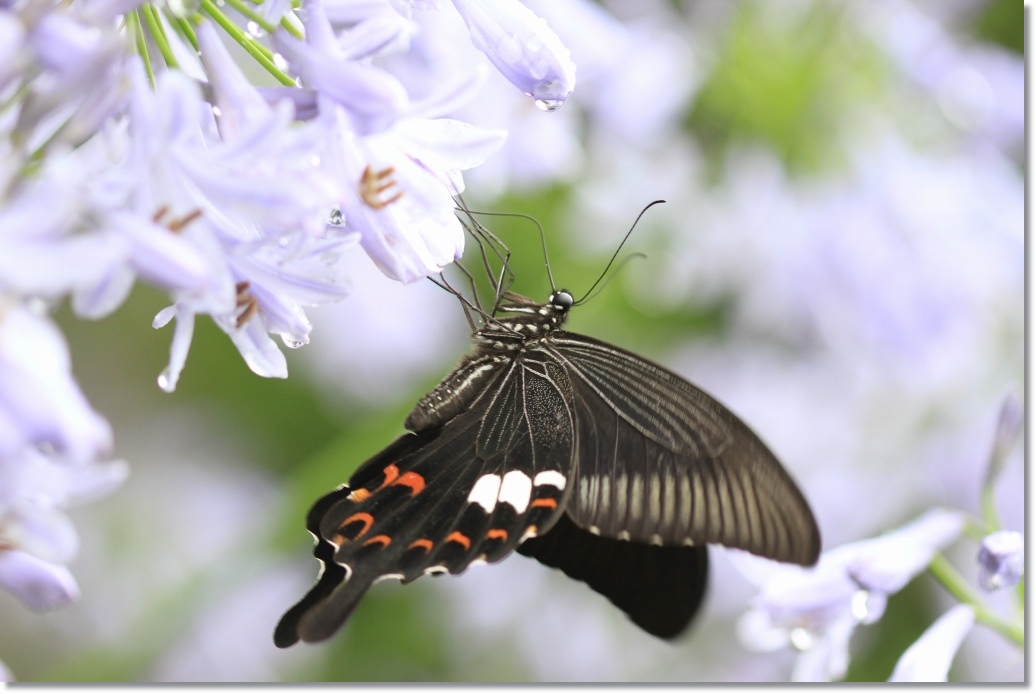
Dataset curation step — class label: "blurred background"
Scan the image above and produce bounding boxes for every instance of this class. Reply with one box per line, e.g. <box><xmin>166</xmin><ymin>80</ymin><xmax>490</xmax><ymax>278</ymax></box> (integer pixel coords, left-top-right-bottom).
<box><xmin>0</xmin><ymin>0</ymin><xmax>1023</xmax><ymax>682</ymax></box>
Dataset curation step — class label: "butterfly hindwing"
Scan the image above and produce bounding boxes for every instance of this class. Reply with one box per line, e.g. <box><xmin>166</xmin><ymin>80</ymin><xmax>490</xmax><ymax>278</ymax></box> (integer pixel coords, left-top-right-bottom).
<box><xmin>546</xmin><ymin>331</ymin><xmax>821</xmax><ymax>567</ymax></box>
<box><xmin>276</xmin><ymin>353</ymin><xmax>575</xmax><ymax>646</ymax></box>
<box><xmin>517</xmin><ymin>512</ymin><xmax>709</xmax><ymax>639</ymax></box>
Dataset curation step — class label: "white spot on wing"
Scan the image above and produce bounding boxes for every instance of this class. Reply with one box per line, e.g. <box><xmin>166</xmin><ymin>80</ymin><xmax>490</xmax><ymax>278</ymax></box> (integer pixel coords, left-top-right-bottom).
<box><xmin>467</xmin><ymin>473</ymin><xmax>502</xmax><ymax>513</ymax></box>
<box><xmin>499</xmin><ymin>470</ymin><xmax>533</xmax><ymax>513</ymax></box>
<box><xmin>533</xmin><ymin>470</ymin><xmax>567</xmax><ymax>490</ymax></box>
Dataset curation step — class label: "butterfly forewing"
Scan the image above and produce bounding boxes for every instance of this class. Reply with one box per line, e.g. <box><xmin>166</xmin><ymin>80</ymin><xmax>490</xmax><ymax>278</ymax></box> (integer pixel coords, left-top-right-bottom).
<box><xmin>276</xmin><ymin>347</ymin><xmax>575</xmax><ymax>647</ymax></box>
<box><xmin>546</xmin><ymin>331</ymin><xmax>820</xmax><ymax>566</ymax></box>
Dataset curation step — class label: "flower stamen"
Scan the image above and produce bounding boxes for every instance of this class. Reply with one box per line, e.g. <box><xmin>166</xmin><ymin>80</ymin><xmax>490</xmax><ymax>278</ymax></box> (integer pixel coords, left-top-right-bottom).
<box><xmin>359</xmin><ymin>165</ymin><xmax>403</xmax><ymax>210</ymax></box>
<box><xmin>235</xmin><ymin>281</ymin><xmax>259</xmax><ymax>328</ymax></box>
<box><xmin>152</xmin><ymin>206</ymin><xmax>203</xmax><ymax>233</ymax></box>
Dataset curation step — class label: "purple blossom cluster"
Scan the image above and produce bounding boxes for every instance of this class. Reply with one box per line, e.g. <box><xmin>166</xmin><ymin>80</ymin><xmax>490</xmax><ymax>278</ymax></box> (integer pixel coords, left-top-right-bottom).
<box><xmin>0</xmin><ymin>0</ymin><xmax>1022</xmax><ymax>683</ymax></box>
<box><xmin>0</xmin><ymin>0</ymin><xmax>576</xmax><ymax>680</ymax></box>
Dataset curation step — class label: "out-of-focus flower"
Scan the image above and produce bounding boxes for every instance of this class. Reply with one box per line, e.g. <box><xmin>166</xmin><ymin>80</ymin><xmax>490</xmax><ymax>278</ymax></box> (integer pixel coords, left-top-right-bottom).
<box><xmin>888</xmin><ymin>604</ymin><xmax>975</xmax><ymax>682</ymax></box>
<box><xmin>0</xmin><ymin>304</ymin><xmax>128</xmax><ymax>610</ymax></box>
<box><xmin>735</xmin><ymin>508</ymin><xmax>965</xmax><ymax>682</ymax></box>
<box><xmin>449</xmin><ymin>0</ymin><xmax>576</xmax><ymax>109</ymax></box>
<box><xmin>977</xmin><ymin>530</ymin><xmax>1023</xmax><ymax>592</ymax></box>
<box><xmin>277</xmin><ymin>0</ymin><xmax>506</xmax><ymax>283</ymax></box>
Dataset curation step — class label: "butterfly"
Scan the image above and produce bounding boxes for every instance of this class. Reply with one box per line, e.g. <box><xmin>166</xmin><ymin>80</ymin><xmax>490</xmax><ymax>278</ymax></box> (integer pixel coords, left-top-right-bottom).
<box><xmin>274</xmin><ymin>208</ymin><xmax>821</xmax><ymax>648</ymax></box>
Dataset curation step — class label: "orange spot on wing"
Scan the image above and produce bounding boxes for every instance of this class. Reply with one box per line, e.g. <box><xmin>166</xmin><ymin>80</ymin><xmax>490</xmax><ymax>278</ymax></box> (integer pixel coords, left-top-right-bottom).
<box><xmin>378</xmin><ymin>464</ymin><xmax>400</xmax><ymax>488</ymax></box>
<box><xmin>445</xmin><ymin>531</ymin><xmax>471</xmax><ymax>550</ymax></box>
<box><xmin>338</xmin><ymin>512</ymin><xmax>374</xmax><ymax>540</ymax></box>
<box><xmin>487</xmin><ymin>528</ymin><xmax>508</xmax><ymax>541</ymax></box>
<box><xmin>408</xmin><ymin>538</ymin><xmax>434</xmax><ymax>552</ymax></box>
<box><xmin>391</xmin><ymin>471</ymin><xmax>426</xmax><ymax>495</ymax></box>
<box><xmin>362</xmin><ymin>534</ymin><xmax>391</xmax><ymax>548</ymax></box>
<box><xmin>531</xmin><ymin>498</ymin><xmax>558</xmax><ymax>509</ymax></box>
<box><xmin>347</xmin><ymin>488</ymin><xmax>371</xmax><ymax>503</ymax></box>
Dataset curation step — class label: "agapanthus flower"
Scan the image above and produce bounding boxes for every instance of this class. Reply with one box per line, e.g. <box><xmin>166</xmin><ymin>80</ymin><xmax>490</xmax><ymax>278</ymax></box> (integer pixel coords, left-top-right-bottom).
<box><xmin>449</xmin><ymin>0</ymin><xmax>576</xmax><ymax>109</ymax></box>
<box><xmin>0</xmin><ymin>304</ymin><xmax>128</xmax><ymax>609</ymax></box>
<box><xmin>735</xmin><ymin>508</ymin><xmax>965</xmax><ymax>681</ymax></box>
<box><xmin>977</xmin><ymin>530</ymin><xmax>1023</xmax><ymax>592</ymax></box>
<box><xmin>276</xmin><ymin>0</ymin><xmax>506</xmax><ymax>283</ymax></box>
<box><xmin>888</xmin><ymin>604</ymin><xmax>975</xmax><ymax>682</ymax></box>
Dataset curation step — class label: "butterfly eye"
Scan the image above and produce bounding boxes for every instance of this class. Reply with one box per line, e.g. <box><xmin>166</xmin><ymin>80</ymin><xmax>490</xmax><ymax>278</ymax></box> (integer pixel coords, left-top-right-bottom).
<box><xmin>550</xmin><ymin>290</ymin><xmax>574</xmax><ymax>310</ymax></box>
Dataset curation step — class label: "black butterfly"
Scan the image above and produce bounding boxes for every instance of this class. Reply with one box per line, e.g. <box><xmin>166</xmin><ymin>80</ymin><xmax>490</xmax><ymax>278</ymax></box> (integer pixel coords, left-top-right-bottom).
<box><xmin>275</xmin><ymin>213</ymin><xmax>821</xmax><ymax>648</ymax></box>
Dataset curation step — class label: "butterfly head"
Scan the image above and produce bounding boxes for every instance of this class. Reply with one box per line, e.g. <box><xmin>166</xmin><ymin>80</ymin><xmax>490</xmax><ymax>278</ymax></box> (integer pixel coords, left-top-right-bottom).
<box><xmin>549</xmin><ymin>290</ymin><xmax>574</xmax><ymax>312</ymax></box>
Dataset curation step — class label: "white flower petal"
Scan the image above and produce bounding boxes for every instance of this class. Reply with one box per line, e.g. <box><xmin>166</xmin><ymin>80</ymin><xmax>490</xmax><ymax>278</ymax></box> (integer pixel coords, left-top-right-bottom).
<box><xmin>847</xmin><ymin>508</ymin><xmax>965</xmax><ymax>594</ymax></box>
<box><xmin>889</xmin><ymin>605</ymin><xmax>975</xmax><ymax>682</ymax></box>
<box><xmin>0</xmin><ymin>550</ymin><xmax>80</xmax><ymax>612</ymax></box>
<box><xmin>450</xmin><ymin>0</ymin><xmax>576</xmax><ymax>107</ymax></box>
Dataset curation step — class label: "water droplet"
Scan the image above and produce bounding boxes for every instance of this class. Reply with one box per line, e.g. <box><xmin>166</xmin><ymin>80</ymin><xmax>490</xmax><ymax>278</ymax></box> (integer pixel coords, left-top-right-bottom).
<box><xmin>328</xmin><ymin>208</ymin><xmax>345</xmax><ymax>226</ymax></box>
<box><xmin>211</xmin><ymin>105</ymin><xmax>222</xmax><ymax>118</ymax></box>
<box><xmin>534</xmin><ymin>98</ymin><xmax>563</xmax><ymax>111</ymax></box>
<box><xmin>281</xmin><ymin>335</ymin><xmax>306</xmax><ymax>349</ymax></box>
<box><xmin>272</xmin><ymin>53</ymin><xmax>289</xmax><ymax>72</ymax></box>
<box><xmin>166</xmin><ymin>0</ymin><xmax>201</xmax><ymax>16</ymax></box>
<box><xmin>789</xmin><ymin>627</ymin><xmax>814</xmax><ymax>651</ymax></box>
<box><xmin>157</xmin><ymin>368</ymin><xmax>176</xmax><ymax>393</ymax></box>
<box><xmin>246</xmin><ymin>21</ymin><xmax>265</xmax><ymax>38</ymax></box>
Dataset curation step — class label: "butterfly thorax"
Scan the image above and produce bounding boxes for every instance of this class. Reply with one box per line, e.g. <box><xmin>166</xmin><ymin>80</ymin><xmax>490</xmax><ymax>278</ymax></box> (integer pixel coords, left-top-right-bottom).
<box><xmin>404</xmin><ymin>290</ymin><xmax>573</xmax><ymax>434</ymax></box>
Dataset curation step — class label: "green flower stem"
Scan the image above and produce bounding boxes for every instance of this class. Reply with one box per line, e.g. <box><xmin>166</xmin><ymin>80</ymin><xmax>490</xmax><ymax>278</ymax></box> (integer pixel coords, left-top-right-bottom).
<box><xmin>929</xmin><ymin>552</ymin><xmax>1024</xmax><ymax>647</ymax></box>
<box><xmin>239</xmin><ymin>0</ymin><xmax>304</xmax><ymax>39</ymax></box>
<box><xmin>980</xmin><ymin>483</ymin><xmax>1002</xmax><ymax>534</ymax></box>
<box><xmin>141</xmin><ymin>4</ymin><xmax>179</xmax><ymax>69</ymax></box>
<box><xmin>173</xmin><ymin>15</ymin><xmax>200</xmax><ymax>51</ymax></box>
<box><xmin>127</xmin><ymin>9</ymin><xmax>155</xmax><ymax>87</ymax></box>
<box><xmin>222</xmin><ymin>0</ymin><xmax>276</xmax><ymax>37</ymax></box>
<box><xmin>200</xmin><ymin>0</ymin><xmax>296</xmax><ymax>87</ymax></box>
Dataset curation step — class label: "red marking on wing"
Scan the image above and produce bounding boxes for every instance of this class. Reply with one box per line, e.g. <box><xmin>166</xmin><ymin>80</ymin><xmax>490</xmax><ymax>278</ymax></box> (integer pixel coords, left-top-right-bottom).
<box><xmin>487</xmin><ymin>529</ymin><xmax>508</xmax><ymax>541</ymax></box>
<box><xmin>338</xmin><ymin>512</ymin><xmax>374</xmax><ymax>540</ymax></box>
<box><xmin>378</xmin><ymin>464</ymin><xmax>400</xmax><ymax>488</ymax></box>
<box><xmin>408</xmin><ymin>538</ymin><xmax>434</xmax><ymax>552</ymax></box>
<box><xmin>391</xmin><ymin>471</ymin><xmax>426</xmax><ymax>496</ymax></box>
<box><xmin>530</xmin><ymin>498</ymin><xmax>558</xmax><ymax>510</ymax></box>
<box><xmin>445</xmin><ymin>531</ymin><xmax>471</xmax><ymax>550</ymax></box>
<box><xmin>362</xmin><ymin>534</ymin><xmax>391</xmax><ymax>548</ymax></box>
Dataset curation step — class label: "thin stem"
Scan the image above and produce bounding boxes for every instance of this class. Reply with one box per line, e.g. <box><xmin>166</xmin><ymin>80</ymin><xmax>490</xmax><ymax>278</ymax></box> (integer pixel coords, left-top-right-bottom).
<box><xmin>141</xmin><ymin>4</ymin><xmax>180</xmax><ymax>69</ymax></box>
<box><xmin>173</xmin><ymin>15</ymin><xmax>200</xmax><ymax>51</ymax></box>
<box><xmin>200</xmin><ymin>0</ymin><xmax>296</xmax><ymax>87</ymax></box>
<box><xmin>222</xmin><ymin>0</ymin><xmax>277</xmax><ymax>37</ymax></box>
<box><xmin>128</xmin><ymin>9</ymin><xmax>155</xmax><ymax>87</ymax></box>
<box><xmin>929</xmin><ymin>552</ymin><xmax>1024</xmax><ymax>648</ymax></box>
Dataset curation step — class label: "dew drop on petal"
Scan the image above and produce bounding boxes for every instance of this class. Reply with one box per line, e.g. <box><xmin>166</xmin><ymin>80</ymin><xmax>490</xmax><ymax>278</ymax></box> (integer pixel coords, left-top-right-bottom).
<box><xmin>328</xmin><ymin>208</ymin><xmax>345</xmax><ymax>226</ymax></box>
<box><xmin>157</xmin><ymin>368</ymin><xmax>175</xmax><ymax>393</ymax></box>
<box><xmin>272</xmin><ymin>53</ymin><xmax>289</xmax><ymax>72</ymax></box>
<box><xmin>281</xmin><ymin>335</ymin><xmax>306</xmax><ymax>349</ymax></box>
<box><xmin>534</xmin><ymin>98</ymin><xmax>563</xmax><ymax>111</ymax></box>
<box><xmin>789</xmin><ymin>627</ymin><xmax>814</xmax><ymax>651</ymax></box>
<box><xmin>246</xmin><ymin>21</ymin><xmax>265</xmax><ymax>38</ymax></box>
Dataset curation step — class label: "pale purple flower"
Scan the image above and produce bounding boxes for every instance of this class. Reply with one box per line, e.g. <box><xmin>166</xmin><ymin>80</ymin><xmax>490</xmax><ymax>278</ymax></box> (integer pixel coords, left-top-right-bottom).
<box><xmin>889</xmin><ymin>604</ymin><xmax>975</xmax><ymax>682</ymax></box>
<box><xmin>278</xmin><ymin>0</ymin><xmax>506</xmax><ymax>283</ymax></box>
<box><xmin>449</xmin><ymin>0</ymin><xmax>576</xmax><ymax>109</ymax></box>
<box><xmin>735</xmin><ymin>508</ymin><xmax>965</xmax><ymax>681</ymax></box>
<box><xmin>977</xmin><ymin>530</ymin><xmax>1023</xmax><ymax>592</ymax></box>
<box><xmin>0</xmin><ymin>305</ymin><xmax>128</xmax><ymax>610</ymax></box>
<box><xmin>0</xmin><ymin>550</ymin><xmax>80</xmax><ymax>612</ymax></box>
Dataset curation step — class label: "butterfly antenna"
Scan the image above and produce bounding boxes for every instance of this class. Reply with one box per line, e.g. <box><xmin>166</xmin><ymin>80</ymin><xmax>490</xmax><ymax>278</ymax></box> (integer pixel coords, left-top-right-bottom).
<box><xmin>454</xmin><ymin>198</ymin><xmax>517</xmax><ymax>306</ymax></box>
<box><xmin>574</xmin><ymin>200</ymin><xmax>665</xmax><ymax>305</ymax></box>
<box><xmin>430</xmin><ymin>272</ymin><xmax>484</xmax><ymax>333</ymax></box>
